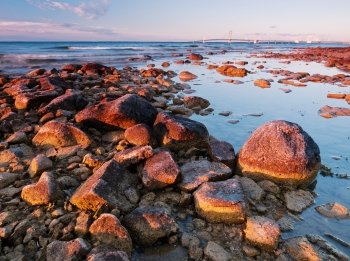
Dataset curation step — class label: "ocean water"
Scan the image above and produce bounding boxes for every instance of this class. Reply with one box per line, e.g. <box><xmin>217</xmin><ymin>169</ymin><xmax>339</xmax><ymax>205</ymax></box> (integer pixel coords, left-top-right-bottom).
<box><xmin>1</xmin><ymin>41</ymin><xmax>350</xmax><ymax>256</ymax></box>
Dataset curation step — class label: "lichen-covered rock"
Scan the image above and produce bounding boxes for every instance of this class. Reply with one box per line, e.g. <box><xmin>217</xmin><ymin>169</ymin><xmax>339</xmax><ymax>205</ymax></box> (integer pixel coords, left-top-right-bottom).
<box><xmin>123</xmin><ymin>206</ymin><xmax>178</xmax><ymax>246</ymax></box>
<box><xmin>237</xmin><ymin>120</ymin><xmax>320</xmax><ymax>185</ymax></box>
<box><xmin>32</xmin><ymin>121</ymin><xmax>91</xmax><ymax>149</ymax></box>
<box><xmin>154</xmin><ymin>112</ymin><xmax>209</xmax><ymax>151</ymax></box>
<box><xmin>75</xmin><ymin>94</ymin><xmax>158</xmax><ymax>129</ymax></box>
<box><xmin>194</xmin><ymin>179</ymin><xmax>246</xmax><ymax>224</ymax></box>
<box><xmin>141</xmin><ymin>150</ymin><xmax>180</xmax><ymax>190</ymax></box>
<box><xmin>70</xmin><ymin>160</ymin><xmax>138</xmax><ymax>212</ymax></box>
<box><xmin>21</xmin><ymin>172</ymin><xmax>62</xmax><ymax>206</ymax></box>
<box><xmin>244</xmin><ymin>216</ymin><xmax>280</xmax><ymax>251</ymax></box>
<box><xmin>89</xmin><ymin>214</ymin><xmax>132</xmax><ymax>255</ymax></box>
<box><xmin>179</xmin><ymin>160</ymin><xmax>232</xmax><ymax>192</ymax></box>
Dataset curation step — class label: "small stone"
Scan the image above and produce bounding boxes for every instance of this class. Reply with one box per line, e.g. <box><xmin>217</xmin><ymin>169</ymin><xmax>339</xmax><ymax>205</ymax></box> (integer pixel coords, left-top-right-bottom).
<box><xmin>254</xmin><ymin>79</ymin><xmax>271</xmax><ymax>88</ymax></box>
<box><xmin>101</xmin><ymin>130</ymin><xmax>124</xmax><ymax>143</ymax></box>
<box><xmin>123</xmin><ymin>206</ymin><xmax>178</xmax><ymax>246</ymax></box>
<box><xmin>179</xmin><ymin>71</ymin><xmax>198</xmax><ymax>81</ymax></box>
<box><xmin>285</xmin><ymin>237</ymin><xmax>320</xmax><ymax>261</ymax></box>
<box><xmin>183</xmin><ymin>96</ymin><xmax>210</xmax><ymax>109</ymax></box>
<box><xmin>75</xmin><ymin>212</ymin><xmax>93</xmax><ymax>236</ymax></box>
<box><xmin>89</xmin><ymin>213</ymin><xmax>132</xmax><ymax>255</ymax></box>
<box><xmin>208</xmin><ymin>137</ymin><xmax>235</xmax><ymax>168</ymax></box>
<box><xmin>28</xmin><ymin>154</ymin><xmax>53</xmax><ymax>177</ymax></box>
<box><xmin>46</xmin><ymin>238</ymin><xmax>91</xmax><ymax>261</ymax></box>
<box><xmin>113</xmin><ymin>145</ymin><xmax>153</xmax><ymax>166</ymax></box>
<box><xmin>204</xmin><ymin>241</ymin><xmax>231</xmax><ymax>261</ymax></box>
<box><xmin>21</xmin><ymin>172</ymin><xmax>62</xmax><ymax>206</ymax></box>
<box><xmin>87</xmin><ymin>250</ymin><xmax>129</xmax><ymax>261</ymax></box>
<box><xmin>244</xmin><ymin>216</ymin><xmax>280</xmax><ymax>251</ymax></box>
<box><xmin>242</xmin><ymin>244</ymin><xmax>260</xmax><ymax>257</ymax></box>
<box><xmin>0</xmin><ymin>173</ymin><xmax>19</xmax><ymax>189</ymax></box>
<box><xmin>315</xmin><ymin>202</ymin><xmax>349</xmax><ymax>218</ymax></box>
<box><xmin>219</xmin><ymin>111</ymin><xmax>232</xmax><ymax>117</ymax></box>
<box><xmin>258</xmin><ymin>180</ymin><xmax>280</xmax><ymax>194</ymax></box>
<box><xmin>285</xmin><ymin>190</ymin><xmax>314</xmax><ymax>213</ymax></box>
<box><xmin>239</xmin><ymin>176</ymin><xmax>264</xmax><ymax>201</ymax></box>
<box><xmin>6</xmin><ymin>132</ymin><xmax>27</xmax><ymax>144</ymax></box>
<box><xmin>194</xmin><ymin>179</ymin><xmax>246</xmax><ymax>224</ymax></box>
<box><xmin>142</xmin><ymin>150</ymin><xmax>180</xmax><ymax>190</ymax></box>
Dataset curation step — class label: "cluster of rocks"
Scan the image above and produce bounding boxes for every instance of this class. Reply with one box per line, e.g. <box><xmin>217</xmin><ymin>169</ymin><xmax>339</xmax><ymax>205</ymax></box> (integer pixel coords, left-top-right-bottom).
<box><xmin>0</xmin><ymin>62</ymin><xmax>348</xmax><ymax>261</ymax></box>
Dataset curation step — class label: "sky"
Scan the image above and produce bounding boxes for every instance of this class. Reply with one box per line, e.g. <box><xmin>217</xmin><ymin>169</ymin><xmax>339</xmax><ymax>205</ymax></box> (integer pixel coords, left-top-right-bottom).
<box><xmin>0</xmin><ymin>0</ymin><xmax>349</xmax><ymax>42</ymax></box>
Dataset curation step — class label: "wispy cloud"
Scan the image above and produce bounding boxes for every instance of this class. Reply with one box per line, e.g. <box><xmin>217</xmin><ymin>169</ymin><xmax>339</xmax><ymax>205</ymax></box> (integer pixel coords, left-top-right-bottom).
<box><xmin>26</xmin><ymin>0</ymin><xmax>112</xmax><ymax>19</ymax></box>
<box><xmin>0</xmin><ymin>20</ymin><xmax>119</xmax><ymax>40</ymax></box>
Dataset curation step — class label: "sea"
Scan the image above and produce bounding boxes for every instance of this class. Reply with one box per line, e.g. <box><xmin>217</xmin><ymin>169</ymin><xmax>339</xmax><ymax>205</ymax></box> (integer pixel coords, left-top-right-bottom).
<box><xmin>1</xmin><ymin>41</ymin><xmax>350</xmax><ymax>257</ymax></box>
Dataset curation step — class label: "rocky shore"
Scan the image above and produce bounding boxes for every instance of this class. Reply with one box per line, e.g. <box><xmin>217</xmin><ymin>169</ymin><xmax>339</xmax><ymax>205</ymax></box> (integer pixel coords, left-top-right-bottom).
<box><xmin>0</xmin><ymin>58</ymin><xmax>349</xmax><ymax>260</ymax></box>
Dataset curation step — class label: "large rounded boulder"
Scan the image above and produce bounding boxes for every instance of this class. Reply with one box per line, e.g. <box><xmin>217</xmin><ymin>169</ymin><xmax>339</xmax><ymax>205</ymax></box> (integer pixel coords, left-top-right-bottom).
<box><xmin>237</xmin><ymin>120</ymin><xmax>320</xmax><ymax>186</ymax></box>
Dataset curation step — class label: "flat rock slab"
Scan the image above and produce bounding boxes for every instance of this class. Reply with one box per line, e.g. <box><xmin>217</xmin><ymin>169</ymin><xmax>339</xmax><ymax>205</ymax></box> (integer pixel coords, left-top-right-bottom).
<box><xmin>113</xmin><ymin>145</ymin><xmax>153</xmax><ymax>166</ymax></box>
<box><xmin>47</xmin><ymin>238</ymin><xmax>90</xmax><ymax>261</ymax></box>
<box><xmin>237</xmin><ymin>120</ymin><xmax>320</xmax><ymax>186</ymax></box>
<box><xmin>208</xmin><ymin>137</ymin><xmax>235</xmax><ymax>168</ymax></box>
<box><xmin>179</xmin><ymin>160</ymin><xmax>232</xmax><ymax>192</ymax></box>
<box><xmin>123</xmin><ymin>206</ymin><xmax>178</xmax><ymax>246</ymax></box>
<box><xmin>21</xmin><ymin>172</ymin><xmax>62</xmax><ymax>206</ymax></box>
<box><xmin>244</xmin><ymin>216</ymin><xmax>280</xmax><ymax>251</ymax></box>
<box><xmin>32</xmin><ymin>120</ymin><xmax>91</xmax><ymax>149</ymax></box>
<box><xmin>319</xmin><ymin>105</ymin><xmax>350</xmax><ymax>118</ymax></box>
<box><xmin>193</xmin><ymin>179</ymin><xmax>246</xmax><ymax>224</ymax></box>
<box><xmin>284</xmin><ymin>189</ymin><xmax>314</xmax><ymax>213</ymax></box>
<box><xmin>142</xmin><ymin>150</ymin><xmax>180</xmax><ymax>190</ymax></box>
<box><xmin>89</xmin><ymin>213</ymin><xmax>132</xmax><ymax>255</ymax></box>
<box><xmin>75</xmin><ymin>94</ymin><xmax>158</xmax><ymax>129</ymax></box>
<box><xmin>153</xmin><ymin>112</ymin><xmax>209</xmax><ymax>151</ymax></box>
<box><xmin>70</xmin><ymin>160</ymin><xmax>138</xmax><ymax>212</ymax></box>
<box><xmin>315</xmin><ymin>202</ymin><xmax>349</xmax><ymax>218</ymax></box>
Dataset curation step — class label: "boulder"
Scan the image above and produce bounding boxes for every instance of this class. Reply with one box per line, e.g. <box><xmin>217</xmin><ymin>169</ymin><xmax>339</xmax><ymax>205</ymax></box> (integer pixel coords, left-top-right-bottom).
<box><xmin>123</xmin><ymin>206</ymin><xmax>178</xmax><ymax>246</ymax></box>
<box><xmin>254</xmin><ymin>79</ymin><xmax>271</xmax><ymax>88</ymax></box>
<box><xmin>21</xmin><ymin>172</ymin><xmax>62</xmax><ymax>206</ymax></box>
<box><xmin>38</xmin><ymin>89</ymin><xmax>88</xmax><ymax>115</ymax></box>
<box><xmin>193</xmin><ymin>179</ymin><xmax>246</xmax><ymax>224</ymax></box>
<box><xmin>216</xmin><ymin>65</ymin><xmax>248</xmax><ymax>77</ymax></box>
<box><xmin>315</xmin><ymin>202</ymin><xmax>349</xmax><ymax>218</ymax></box>
<box><xmin>179</xmin><ymin>71</ymin><xmax>198</xmax><ymax>81</ymax></box>
<box><xmin>244</xmin><ymin>216</ymin><xmax>280</xmax><ymax>251</ymax></box>
<box><xmin>89</xmin><ymin>214</ymin><xmax>132</xmax><ymax>255</ymax></box>
<box><xmin>141</xmin><ymin>150</ymin><xmax>180</xmax><ymax>189</ymax></box>
<box><xmin>70</xmin><ymin>160</ymin><xmax>138</xmax><ymax>212</ymax></box>
<box><xmin>124</xmin><ymin>123</ymin><xmax>156</xmax><ymax>146</ymax></box>
<box><xmin>46</xmin><ymin>238</ymin><xmax>90</xmax><ymax>261</ymax></box>
<box><xmin>183</xmin><ymin>96</ymin><xmax>210</xmax><ymax>109</ymax></box>
<box><xmin>75</xmin><ymin>94</ymin><xmax>158</xmax><ymax>129</ymax></box>
<box><xmin>153</xmin><ymin>112</ymin><xmax>209</xmax><ymax>151</ymax></box>
<box><xmin>32</xmin><ymin>121</ymin><xmax>91</xmax><ymax>149</ymax></box>
<box><xmin>179</xmin><ymin>160</ymin><xmax>232</xmax><ymax>192</ymax></box>
<box><xmin>237</xmin><ymin>120</ymin><xmax>320</xmax><ymax>185</ymax></box>
<box><xmin>208</xmin><ymin>137</ymin><xmax>235</xmax><ymax>168</ymax></box>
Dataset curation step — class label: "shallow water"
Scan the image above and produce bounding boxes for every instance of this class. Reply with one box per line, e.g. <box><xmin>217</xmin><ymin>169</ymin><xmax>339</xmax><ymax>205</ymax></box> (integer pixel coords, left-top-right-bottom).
<box><xmin>1</xmin><ymin>41</ymin><xmax>350</xmax><ymax>256</ymax></box>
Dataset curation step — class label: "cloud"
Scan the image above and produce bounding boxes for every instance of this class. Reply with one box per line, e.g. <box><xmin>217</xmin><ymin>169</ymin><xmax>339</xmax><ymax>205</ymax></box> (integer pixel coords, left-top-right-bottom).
<box><xmin>0</xmin><ymin>20</ymin><xmax>119</xmax><ymax>40</ymax></box>
<box><xmin>26</xmin><ymin>0</ymin><xmax>112</xmax><ymax>19</ymax></box>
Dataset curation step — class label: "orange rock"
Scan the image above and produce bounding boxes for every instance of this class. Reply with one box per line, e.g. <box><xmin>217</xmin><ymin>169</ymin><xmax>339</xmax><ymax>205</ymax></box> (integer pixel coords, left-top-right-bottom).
<box><xmin>278</xmin><ymin>79</ymin><xmax>307</xmax><ymax>87</ymax></box>
<box><xmin>327</xmin><ymin>93</ymin><xmax>346</xmax><ymax>99</ymax></box>
<box><xmin>125</xmin><ymin>123</ymin><xmax>156</xmax><ymax>146</ymax></box>
<box><xmin>216</xmin><ymin>65</ymin><xmax>248</xmax><ymax>77</ymax></box>
<box><xmin>319</xmin><ymin>105</ymin><xmax>350</xmax><ymax>118</ymax></box>
<box><xmin>285</xmin><ymin>237</ymin><xmax>321</xmax><ymax>260</ymax></box>
<box><xmin>187</xmin><ymin>53</ymin><xmax>203</xmax><ymax>60</ymax></box>
<box><xmin>161</xmin><ymin>61</ymin><xmax>170</xmax><ymax>67</ymax></box>
<box><xmin>254</xmin><ymin>79</ymin><xmax>271</xmax><ymax>88</ymax></box>
<box><xmin>237</xmin><ymin>120</ymin><xmax>320</xmax><ymax>185</ymax></box>
<box><xmin>179</xmin><ymin>71</ymin><xmax>197</xmax><ymax>81</ymax></box>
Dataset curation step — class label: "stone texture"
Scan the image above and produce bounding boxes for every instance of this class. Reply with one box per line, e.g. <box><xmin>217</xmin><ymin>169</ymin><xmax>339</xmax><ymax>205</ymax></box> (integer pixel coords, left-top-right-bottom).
<box><xmin>123</xmin><ymin>206</ymin><xmax>178</xmax><ymax>246</ymax></box>
<box><xmin>179</xmin><ymin>160</ymin><xmax>232</xmax><ymax>192</ymax></box>
<box><xmin>32</xmin><ymin>121</ymin><xmax>91</xmax><ymax>149</ymax></box>
<box><xmin>208</xmin><ymin>137</ymin><xmax>235</xmax><ymax>168</ymax></box>
<box><xmin>237</xmin><ymin>120</ymin><xmax>320</xmax><ymax>186</ymax></box>
<box><xmin>204</xmin><ymin>241</ymin><xmax>231</xmax><ymax>261</ymax></box>
<box><xmin>75</xmin><ymin>94</ymin><xmax>158</xmax><ymax>129</ymax></box>
<box><xmin>46</xmin><ymin>238</ymin><xmax>91</xmax><ymax>261</ymax></box>
<box><xmin>142</xmin><ymin>150</ymin><xmax>180</xmax><ymax>190</ymax></box>
<box><xmin>315</xmin><ymin>202</ymin><xmax>349</xmax><ymax>218</ymax></box>
<box><xmin>154</xmin><ymin>112</ymin><xmax>209</xmax><ymax>151</ymax></box>
<box><xmin>124</xmin><ymin>123</ymin><xmax>156</xmax><ymax>146</ymax></box>
<box><xmin>28</xmin><ymin>154</ymin><xmax>53</xmax><ymax>177</ymax></box>
<box><xmin>244</xmin><ymin>216</ymin><xmax>280</xmax><ymax>251</ymax></box>
<box><xmin>216</xmin><ymin>65</ymin><xmax>248</xmax><ymax>77</ymax></box>
<box><xmin>89</xmin><ymin>214</ymin><xmax>132</xmax><ymax>255</ymax></box>
<box><xmin>21</xmin><ymin>172</ymin><xmax>62</xmax><ymax>206</ymax></box>
<box><xmin>113</xmin><ymin>145</ymin><xmax>153</xmax><ymax>166</ymax></box>
<box><xmin>284</xmin><ymin>189</ymin><xmax>314</xmax><ymax>213</ymax></box>
<box><xmin>194</xmin><ymin>179</ymin><xmax>246</xmax><ymax>224</ymax></box>
<box><xmin>70</xmin><ymin>160</ymin><xmax>138</xmax><ymax>212</ymax></box>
